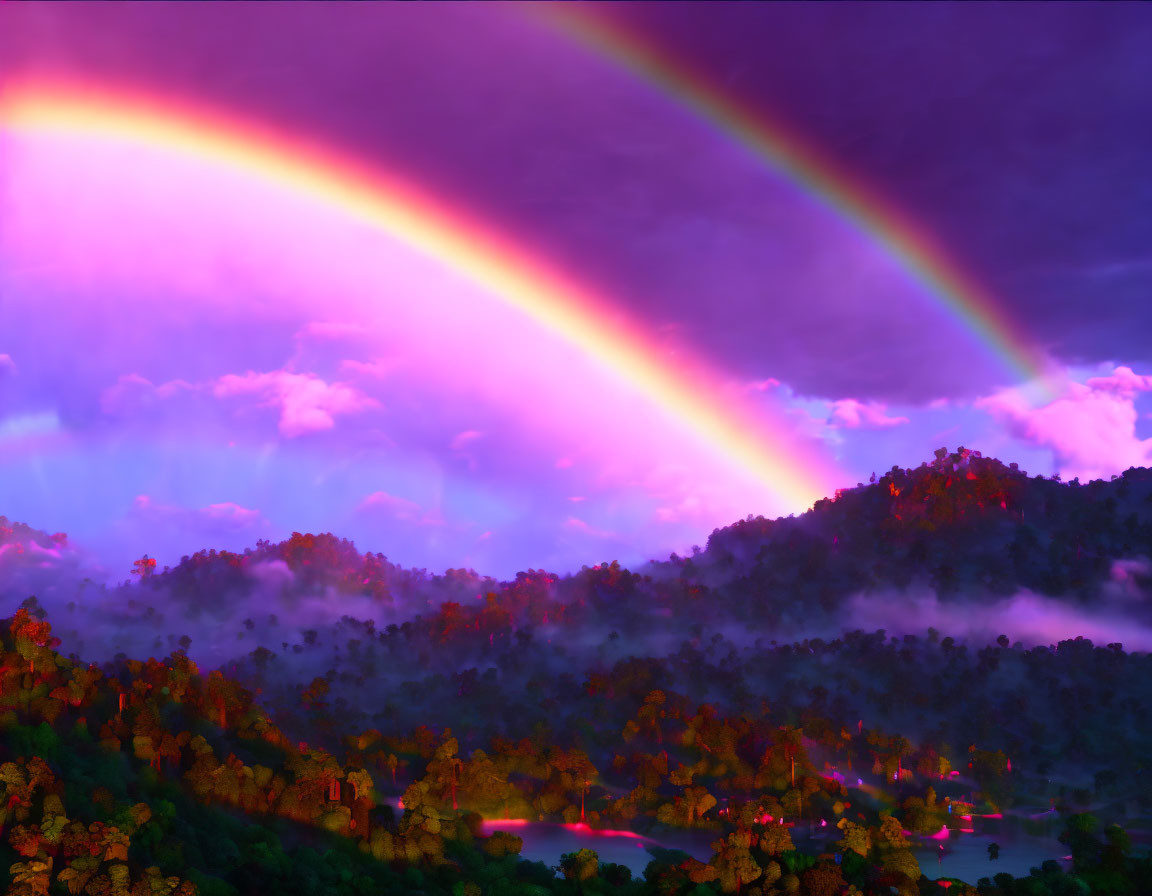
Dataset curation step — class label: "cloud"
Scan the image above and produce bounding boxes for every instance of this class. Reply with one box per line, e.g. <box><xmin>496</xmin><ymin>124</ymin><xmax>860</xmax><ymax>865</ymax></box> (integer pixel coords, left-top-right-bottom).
<box><xmin>0</xmin><ymin>354</ymin><xmax>16</xmax><ymax>376</ymax></box>
<box><xmin>1106</xmin><ymin>558</ymin><xmax>1152</xmax><ymax>603</ymax></box>
<box><xmin>846</xmin><ymin>589</ymin><xmax>1152</xmax><ymax>652</ymax></box>
<box><xmin>724</xmin><ymin>377</ymin><xmax>782</xmax><ymax>396</ymax></box>
<box><xmin>131</xmin><ymin>495</ymin><xmax>269</xmax><ymax>534</ymax></box>
<box><xmin>975</xmin><ymin>365</ymin><xmax>1152</xmax><ymax>481</ymax></box>
<box><xmin>563</xmin><ymin>516</ymin><xmax>616</xmax><ymax>539</ymax></box>
<box><xmin>356</xmin><ymin>491</ymin><xmax>443</xmax><ymax>526</ymax></box>
<box><xmin>829</xmin><ymin>399</ymin><xmax>910</xmax><ymax>429</ymax></box>
<box><xmin>1084</xmin><ymin>366</ymin><xmax>1152</xmax><ymax>396</ymax></box>
<box><xmin>100</xmin><ymin>373</ymin><xmax>153</xmax><ymax>415</ymax></box>
<box><xmin>294</xmin><ymin>320</ymin><xmax>367</xmax><ymax>342</ymax></box>
<box><xmin>100</xmin><ymin>373</ymin><xmax>199</xmax><ymax>416</ymax></box>
<box><xmin>0</xmin><ymin>410</ymin><xmax>61</xmax><ymax>442</ymax></box>
<box><xmin>450</xmin><ymin>429</ymin><xmax>484</xmax><ymax>452</ymax></box>
<box><xmin>199</xmin><ymin>502</ymin><xmax>267</xmax><ymax>526</ymax></box>
<box><xmin>653</xmin><ymin>496</ymin><xmax>704</xmax><ymax>524</ymax></box>
<box><xmin>339</xmin><ymin>357</ymin><xmax>405</xmax><ymax>380</ymax></box>
<box><xmin>245</xmin><ymin>558</ymin><xmax>295</xmax><ymax>590</ymax></box>
<box><xmin>213</xmin><ymin>370</ymin><xmax>379</xmax><ymax>437</ymax></box>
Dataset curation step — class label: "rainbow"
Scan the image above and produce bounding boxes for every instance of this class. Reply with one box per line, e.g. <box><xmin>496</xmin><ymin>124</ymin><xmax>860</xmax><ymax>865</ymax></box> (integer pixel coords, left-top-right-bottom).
<box><xmin>0</xmin><ymin>80</ymin><xmax>843</xmax><ymax>512</ymax></box>
<box><xmin>532</xmin><ymin>5</ymin><xmax>1058</xmax><ymax>399</ymax></box>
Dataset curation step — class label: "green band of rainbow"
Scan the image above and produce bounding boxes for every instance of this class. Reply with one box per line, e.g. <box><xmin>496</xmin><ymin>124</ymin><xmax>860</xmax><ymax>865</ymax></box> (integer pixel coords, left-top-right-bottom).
<box><xmin>534</xmin><ymin>5</ymin><xmax>1058</xmax><ymax>400</ymax></box>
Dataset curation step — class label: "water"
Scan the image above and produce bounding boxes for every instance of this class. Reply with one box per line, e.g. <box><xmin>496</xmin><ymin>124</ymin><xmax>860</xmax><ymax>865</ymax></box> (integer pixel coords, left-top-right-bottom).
<box><xmin>384</xmin><ymin>797</ymin><xmax>1069</xmax><ymax>882</ymax></box>
<box><xmin>907</xmin><ymin>815</ymin><xmax>1069</xmax><ymax>884</ymax></box>
<box><xmin>381</xmin><ymin>797</ymin><xmax>714</xmax><ymax>875</ymax></box>
<box><xmin>480</xmin><ymin>820</ymin><xmax>715</xmax><ymax>875</ymax></box>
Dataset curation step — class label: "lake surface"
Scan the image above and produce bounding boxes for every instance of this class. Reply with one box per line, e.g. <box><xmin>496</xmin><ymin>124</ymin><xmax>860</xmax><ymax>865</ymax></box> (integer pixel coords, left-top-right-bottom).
<box><xmin>902</xmin><ymin>810</ymin><xmax>1071</xmax><ymax>885</ymax></box>
<box><xmin>479</xmin><ymin>820</ymin><xmax>715</xmax><ymax>874</ymax></box>
<box><xmin>384</xmin><ymin>796</ymin><xmax>1070</xmax><ymax>881</ymax></box>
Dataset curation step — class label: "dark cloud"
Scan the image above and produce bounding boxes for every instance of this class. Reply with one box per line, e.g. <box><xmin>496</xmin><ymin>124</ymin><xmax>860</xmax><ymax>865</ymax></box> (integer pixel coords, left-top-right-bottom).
<box><xmin>596</xmin><ymin>2</ymin><xmax>1152</xmax><ymax>392</ymax></box>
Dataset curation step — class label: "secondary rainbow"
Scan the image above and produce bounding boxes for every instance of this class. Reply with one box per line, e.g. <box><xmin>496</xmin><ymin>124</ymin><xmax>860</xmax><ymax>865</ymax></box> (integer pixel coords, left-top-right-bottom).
<box><xmin>0</xmin><ymin>80</ymin><xmax>844</xmax><ymax>511</ymax></box>
<box><xmin>534</xmin><ymin>5</ymin><xmax>1058</xmax><ymax>398</ymax></box>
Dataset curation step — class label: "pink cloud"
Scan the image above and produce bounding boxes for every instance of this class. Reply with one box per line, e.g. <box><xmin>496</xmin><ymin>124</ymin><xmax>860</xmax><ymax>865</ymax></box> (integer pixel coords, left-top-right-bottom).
<box><xmin>294</xmin><ymin>320</ymin><xmax>366</xmax><ymax>341</ymax></box>
<box><xmin>356</xmin><ymin>491</ymin><xmax>442</xmax><ymax>526</ymax></box>
<box><xmin>200</xmin><ymin>502</ymin><xmax>266</xmax><ymax>525</ymax></box>
<box><xmin>563</xmin><ymin>516</ymin><xmax>616</xmax><ymax>539</ymax></box>
<box><xmin>829</xmin><ymin>398</ymin><xmax>910</xmax><ymax>429</ymax></box>
<box><xmin>213</xmin><ymin>370</ymin><xmax>379</xmax><ymax>437</ymax></box>
<box><xmin>450</xmin><ymin>430</ymin><xmax>484</xmax><ymax>452</ymax></box>
<box><xmin>100</xmin><ymin>373</ymin><xmax>156</xmax><ymax>415</ymax></box>
<box><xmin>620</xmin><ymin>462</ymin><xmax>749</xmax><ymax>528</ymax></box>
<box><xmin>568</xmin><ymin>496</ymin><xmax>586</xmax><ymax>503</ymax></box>
<box><xmin>155</xmin><ymin>379</ymin><xmax>197</xmax><ymax>398</ymax></box>
<box><xmin>339</xmin><ymin>357</ymin><xmax>405</xmax><ymax>380</ymax></box>
<box><xmin>784</xmin><ymin>405</ymin><xmax>837</xmax><ymax>443</ymax></box>
<box><xmin>721</xmin><ymin>377</ymin><xmax>781</xmax><ymax>397</ymax></box>
<box><xmin>100</xmin><ymin>373</ymin><xmax>199</xmax><ymax>415</ymax></box>
<box><xmin>976</xmin><ymin>366</ymin><xmax>1152</xmax><ymax>481</ymax></box>
<box><xmin>0</xmin><ymin>354</ymin><xmax>16</xmax><ymax>376</ymax></box>
<box><xmin>1084</xmin><ymin>365</ymin><xmax>1152</xmax><ymax>396</ymax></box>
<box><xmin>555</xmin><ymin>456</ymin><xmax>574</xmax><ymax>469</ymax></box>
<box><xmin>130</xmin><ymin>495</ymin><xmax>268</xmax><ymax>534</ymax></box>
<box><xmin>653</xmin><ymin>496</ymin><xmax>703</xmax><ymax>524</ymax></box>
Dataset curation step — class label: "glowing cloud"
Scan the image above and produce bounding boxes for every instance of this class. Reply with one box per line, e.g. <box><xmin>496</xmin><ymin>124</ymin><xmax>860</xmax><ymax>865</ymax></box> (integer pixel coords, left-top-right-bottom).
<box><xmin>356</xmin><ymin>491</ymin><xmax>442</xmax><ymax>526</ymax></box>
<box><xmin>976</xmin><ymin>366</ymin><xmax>1152</xmax><ymax>482</ymax></box>
<box><xmin>829</xmin><ymin>399</ymin><xmax>910</xmax><ymax>429</ymax></box>
<box><xmin>212</xmin><ymin>369</ymin><xmax>380</xmax><ymax>438</ymax></box>
<box><xmin>130</xmin><ymin>495</ymin><xmax>268</xmax><ymax>534</ymax></box>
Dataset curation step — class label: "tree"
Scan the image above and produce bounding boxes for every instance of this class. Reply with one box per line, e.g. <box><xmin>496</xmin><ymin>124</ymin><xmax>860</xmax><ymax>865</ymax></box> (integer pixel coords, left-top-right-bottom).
<box><xmin>710</xmin><ymin>831</ymin><xmax>761</xmax><ymax>894</ymax></box>
<box><xmin>758</xmin><ymin>823</ymin><xmax>794</xmax><ymax>856</ymax></box>
<box><xmin>878</xmin><ymin>849</ymin><xmax>921</xmax><ymax>896</ymax></box>
<box><xmin>130</xmin><ymin>555</ymin><xmax>157</xmax><ymax>580</ymax></box>
<box><xmin>836</xmin><ymin>819</ymin><xmax>871</xmax><ymax>857</ymax></box>
<box><xmin>559</xmin><ymin>848</ymin><xmax>599</xmax><ymax>884</ymax></box>
<box><xmin>800</xmin><ymin>862</ymin><xmax>847</xmax><ymax>896</ymax></box>
<box><xmin>7</xmin><ymin>858</ymin><xmax>52</xmax><ymax>896</ymax></box>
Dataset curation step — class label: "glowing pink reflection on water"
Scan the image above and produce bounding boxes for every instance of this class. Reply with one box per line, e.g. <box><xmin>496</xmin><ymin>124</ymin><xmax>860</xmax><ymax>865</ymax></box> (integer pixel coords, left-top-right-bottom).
<box><xmin>560</xmin><ymin>822</ymin><xmax>647</xmax><ymax>840</ymax></box>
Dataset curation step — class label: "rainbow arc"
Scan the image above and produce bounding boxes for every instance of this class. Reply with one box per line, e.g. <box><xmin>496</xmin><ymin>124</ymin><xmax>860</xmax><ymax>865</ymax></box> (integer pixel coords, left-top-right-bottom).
<box><xmin>0</xmin><ymin>80</ymin><xmax>843</xmax><ymax>513</ymax></box>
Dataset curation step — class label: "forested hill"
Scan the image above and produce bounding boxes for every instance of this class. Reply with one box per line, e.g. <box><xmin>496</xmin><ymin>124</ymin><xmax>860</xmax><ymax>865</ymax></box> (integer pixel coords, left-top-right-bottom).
<box><xmin>4</xmin><ymin>452</ymin><xmax>1152</xmax><ymax>895</ymax></box>
<box><xmin>671</xmin><ymin>447</ymin><xmax>1152</xmax><ymax>615</ymax></box>
<box><xmin>5</xmin><ymin>448</ymin><xmax>1152</xmax><ymax>669</ymax></box>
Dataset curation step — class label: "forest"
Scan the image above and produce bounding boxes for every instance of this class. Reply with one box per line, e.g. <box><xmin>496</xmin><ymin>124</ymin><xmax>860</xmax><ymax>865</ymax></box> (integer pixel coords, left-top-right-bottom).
<box><xmin>1</xmin><ymin>447</ymin><xmax>1151</xmax><ymax>895</ymax></box>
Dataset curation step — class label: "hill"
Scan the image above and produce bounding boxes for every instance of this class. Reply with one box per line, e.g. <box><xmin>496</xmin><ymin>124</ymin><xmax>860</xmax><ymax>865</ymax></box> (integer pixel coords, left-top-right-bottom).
<box><xmin>3</xmin><ymin>448</ymin><xmax>1152</xmax><ymax>894</ymax></box>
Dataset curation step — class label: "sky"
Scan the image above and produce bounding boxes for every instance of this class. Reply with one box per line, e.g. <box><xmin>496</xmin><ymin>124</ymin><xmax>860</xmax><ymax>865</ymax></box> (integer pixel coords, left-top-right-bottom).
<box><xmin>1</xmin><ymin>3</ymin><xmax>1151</xmax><ymax>584</ymax></box>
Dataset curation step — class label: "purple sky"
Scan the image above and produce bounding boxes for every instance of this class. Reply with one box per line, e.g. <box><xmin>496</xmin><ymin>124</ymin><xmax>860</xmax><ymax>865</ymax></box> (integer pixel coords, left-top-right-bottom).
<box><xmin>2</xmin><ymin>3</ymin><xmax>1151</xmax><ymax>583</ymax></box>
